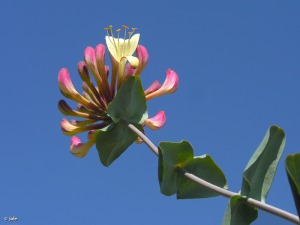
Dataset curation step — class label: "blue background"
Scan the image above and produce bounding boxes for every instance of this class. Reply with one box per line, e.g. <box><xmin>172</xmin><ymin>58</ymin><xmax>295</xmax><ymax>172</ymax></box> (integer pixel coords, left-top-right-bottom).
<box><xmin>1</xmin><ymin>0</ymin><xmax>300</xmax><ymax>224</ymax></box>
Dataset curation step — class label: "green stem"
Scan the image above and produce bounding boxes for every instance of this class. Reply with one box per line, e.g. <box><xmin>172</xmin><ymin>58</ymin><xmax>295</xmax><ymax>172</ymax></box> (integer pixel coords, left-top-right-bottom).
<box><xmin>126</xmin><ymin>121</ymin><xmax>300</xmax><ymax>225</ymax></box>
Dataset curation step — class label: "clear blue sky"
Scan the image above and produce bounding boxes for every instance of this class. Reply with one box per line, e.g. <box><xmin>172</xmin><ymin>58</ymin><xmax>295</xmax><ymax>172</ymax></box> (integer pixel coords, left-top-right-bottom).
<box><xmin>1</xmin><ymin>0</ymin><xmax>300</xmax><ymax>224</ymax></box>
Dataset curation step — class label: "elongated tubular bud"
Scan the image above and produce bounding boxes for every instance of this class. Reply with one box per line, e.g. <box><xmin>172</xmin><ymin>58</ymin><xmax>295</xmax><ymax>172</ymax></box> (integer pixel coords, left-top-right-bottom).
<box><xmin>58</xmin><ymin>68</ymin><xmax>83</xmax><ymax>100</ymax></box>
<box><xmin>58</xmin><ymin>68</ymin><xmax>100</xmax><ymax>111</ymax></box>
<box><xmin>77</xmin><ymin>103</ymin><xmax>95</xmax><ymax>113</ymax></box>
<box><xmin>95</xmin><ymin>44</ymin><xmax>111</xmax><ymax>98</ymax></box>
<box><xmin>70</xmin><ymin>119</ymin><xmax>96</xmax><ymax>127</ymax></box>
<box><xmin>84</xmin><ymin>47</ymin><xmax>103</xmax><ymax>88</ymax></box>
<box><xmin>78</xmin><ymin>61</ymin><xmax>101</xmax><ymax>100</ymax></box>
<box><xmin>134</xmin><ymin>45</ymin><xmax>149</xmax><ymax>76</ymax></box>
<box><xmin>85</xmin><ymin>46</ymin><xmax>111</xmax><ymax>102</ymax></box>
<box><xmin>82</xmin><ymin>82</ymin><xmax>101</xmax><ymax>106</ymax></box>
<box><xmin>61</xmin><ymin>118</ymin><xmax>109</xmax><ymax>136</ymax></box>
<box><xmin>58</xmin><ymin>100</ymin><xmax>103</xmax><ymax>120</ymax></box>
<box><xmin>78</xmin><ymin>61</ymin><xmax>91</xmax><ymax>84</ymax></box>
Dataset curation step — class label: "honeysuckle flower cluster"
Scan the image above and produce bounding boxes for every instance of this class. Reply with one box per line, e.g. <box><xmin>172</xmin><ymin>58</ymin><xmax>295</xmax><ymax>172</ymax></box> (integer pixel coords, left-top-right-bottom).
<box><xmin>58</xmin><ymin>25</ymin><xmax>179</xmax><ymax>158</ymax></box>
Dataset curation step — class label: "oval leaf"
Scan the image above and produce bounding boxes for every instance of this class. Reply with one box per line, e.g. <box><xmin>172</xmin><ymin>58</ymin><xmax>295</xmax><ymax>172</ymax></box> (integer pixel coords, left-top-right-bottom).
<box><xmin>107</xmin><ymin>76</ymin><xmax>148</xmax><ymax>124</ymax></box>
<box><xmin>177</xmin><ymin>155</ymin><xmax>227</xmax><ymax>199</ymax></box>
<box><xmin>158</xmin><ymin>141</ymin><xmax>194</xmax><ymax>196</ymax></box>
<box><xmin>241</xmin><ymin>126</ymin><xmax>286</xmax><ymax>202</ymax></box>
<box><xmin>222</xmin><ymin>196</ymin><xmax>258</xmax><ymax>225</ymax></box>
<box><xmin>96</xmin><ymin>122</ymin><xmax>143</xmax><ymax>166</ymax></box>
<box><xmin>95</xmin><ymin>76</ymin><xmax>148</xmax><ymax>166</ymax></box>
<box><xmin>158</xmin><ymin>141</ymin><xmax>227</xmax><ymax>198</ymax></box>
<box><xmin>285</xmin><ymin>153</ymin><xmax>300</xmax><ymax>217</ymax></box>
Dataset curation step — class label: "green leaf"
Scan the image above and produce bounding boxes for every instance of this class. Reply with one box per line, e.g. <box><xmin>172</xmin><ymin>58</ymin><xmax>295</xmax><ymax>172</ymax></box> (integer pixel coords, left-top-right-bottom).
<box><xmin>158</xmin><ymin>141</ymin><xmax>194</xmax><ymax>196</ymax></box>
<box><xmin>222</xmin><ymin>196</ymin><xmax>258</xmax><ymax>225</ymax></box>
<box><xmin>96</xmin><ymin>122</ymin><xmax>143</xmax><ymax>167</ymax></box>
<box><xmin>95</xmin><ymin>76</ymin><xmax>148</xmax><ymax>166</ymax></box>
<box><xmin>241</xmin><ymin>125</ymin><xmax>286</xmax><ymax>202</ymax></box>
<box><xmin>285</xmin><ymin>153</ymin><xmax>300</xmax><ymax>217</ymax></box>
<box><xmin>158</xmin><ymin>141</ymin><xmax>227</xmax><ymax>198</ymax></box>
<box><xmin>107</xmin><ymin>76</ymin><xmax>148</xmax><ymax>125</ymax></box>
<box><xmin>177</xmin><ymin>155</ymin><xmax>228</xmax><ymax>199</ymax></box>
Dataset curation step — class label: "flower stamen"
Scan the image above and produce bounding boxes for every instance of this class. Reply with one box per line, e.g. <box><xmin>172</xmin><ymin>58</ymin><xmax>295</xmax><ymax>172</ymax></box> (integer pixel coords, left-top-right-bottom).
<box><xmin>105</xmin><ymin>25</ymin><xmax>139</xmax><ymax>63</ymax></box>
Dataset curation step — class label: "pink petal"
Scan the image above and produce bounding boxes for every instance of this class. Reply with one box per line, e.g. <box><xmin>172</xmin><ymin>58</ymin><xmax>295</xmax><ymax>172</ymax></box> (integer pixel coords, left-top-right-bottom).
<box><xmin>145</xmin><ymin>69</ymin><xmax>179</xmax><ymax>100</ymax></box>
<box><xmin>134</xmin><ymin>45</ymin><xmax>149</xmax><ymax>76</ymax></box>
<box><xmin>84</xmin><ymin>46</ymin><xmax>96</xmax><ymax>67</ymax></box>
<box><xmin>160</xmin><ymin>69</ymin><xmax>179</xmax><ymax>94</ymax></box>
<box><xmin>144</xmin><ymin>111</ymin><xmax>166</xmax><ymax>130</ymax></box>
<box><xmin>95</xmin><ymin>44</ymin><xmax>105</xmax><ymax>62</ymax></box>
<box><xmin>60</xmin><ymin>118</ymin><xmax>86</xmax><ymax>136</ymax></box>
<box><xmin>61</xmin><ymin>118</ymin><xmax>78</xmax><ymax>135</ymax></box>
<box><xmin>95</xmin><ymin>44</ymin><xmax>108</xmax><ymax>81</ymax></box>
<box><xmin>70</xmin><ymin>135</ymin><xmax>95</xmax><ymax>158</ymax></box>
<box><xmin>124</xmin><ymin>63</ymin><xmax>135</xmax><ymax>77</ymax></box>
<box><xmin>58</xmin><ymin>68</ymin><xmax>94</xmax><ymax>107</ymax></box>
<box><xmin>144</xmin><ymin>80</ymin><xmax>161</xmax><ymax>95</ymax></box>
<box><xmin>58</xmin><ymin>68</ymin><xmax>80</xmax><ymax>97</ymax></box>
<box><xmin>84</xmin><ymin>46</ymin><xmax>101</xmax><ymax>81</ymax></box>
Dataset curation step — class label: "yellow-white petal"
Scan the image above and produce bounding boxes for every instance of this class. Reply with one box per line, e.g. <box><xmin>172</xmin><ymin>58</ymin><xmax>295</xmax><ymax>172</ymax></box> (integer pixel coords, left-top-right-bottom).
<box><xmin>105</xmin><ymin>34</ymin><xmax>140</xmax><ymax>62</ymax></box>
<box><xmin>123</xmin><ymin>56</ymin><xmax>139</xmax><ymax>68</ymax></box>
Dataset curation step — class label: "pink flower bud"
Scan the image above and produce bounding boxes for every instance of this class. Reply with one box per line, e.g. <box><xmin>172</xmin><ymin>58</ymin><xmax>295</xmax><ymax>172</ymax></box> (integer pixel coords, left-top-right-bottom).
<box><xmin>84</xmin><ymin>46</ymin><xmax>102</xmax><ymax>87</ymax></box>
<box><xmin>144</xmin><ymin>111</ymin><xmax>166</xmax><ymax>130</ymax></box>
<box><xmin>144</xmin><ymin>80</ymin><xmax>161</xmax><ymax>95</ymax></box>
<box><xmin>58</xmin><ymin>100</ymin><xmax>102</xmax><ymax>120</ymax></box>
<box><xmin>58</xmin><ymin>100</ymin><xmax>73</xmax><ymax>115</ymax></box>
<box><xmin>61</xmin><ymin>118</ymin><xmax>81</xmax><ymax>136</ymax></box>
<box><xmin>124</xmin><ymin>63</ymin><xmax>135</xmax><ymax>77</ymax></box>
<box><xmin>84</xmin><ymin>46</ymin><xmax>96</xmax><ymax>69</ymax></box>
<box><xmin>145</xmin><ymin>69</ymin><xmax>179</xmax><ymax>100</ymax></box>
<box><xmin>70</xmin><ymin>135</ymin><xmax>96</xmax><ymax>158</ymax></box>
<box><xmin>61</xmin><ymin>118</ymin><xmax>108</xmax><ymax>136</ymax></box>
<box><xmin>70</xmin><ymin>119</ymin><xmax>95</xmax><ymax>127</ymax></box>
<box><xmin>58</xmin><ymin>68</ymin><xmax>80</xmax><ymax>97</ymax></box>
<box><xmin>134</xmin><ymin>45</ymin><xmax>149</xmax><ymax>76</ymax></box>
<box><xmin>78</xmin><ymin>61</ymin><xmax>91</xmax><ymax>84</ymax></box>
<box><xmin>58</xmin><ymin>68</ymin><xmax>93</xmax><ymax>106</ymax></box>
<box><xmin>95</xmin><ymin>44</ymin><xmax>107</xmax><ymax>78</ymax></box>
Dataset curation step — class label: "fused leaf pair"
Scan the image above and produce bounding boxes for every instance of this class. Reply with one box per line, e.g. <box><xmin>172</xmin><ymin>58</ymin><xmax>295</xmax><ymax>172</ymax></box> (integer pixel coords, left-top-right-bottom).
<box><xmin>158</xmin><ymin>141</ymin><xmax>227</xmax><ymax>199</ymax></box>
<box><xmin>96</xmin><ymin>76</ymin><xmax>146</xmax><ymax>166</ymax></box>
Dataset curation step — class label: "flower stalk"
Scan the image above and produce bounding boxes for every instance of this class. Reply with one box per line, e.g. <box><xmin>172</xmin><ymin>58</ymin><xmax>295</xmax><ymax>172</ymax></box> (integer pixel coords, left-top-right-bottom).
<box><xmin>125</xmin><ymin>120</ymin><xmax>300</xmax><ymax>225</ymax></box>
